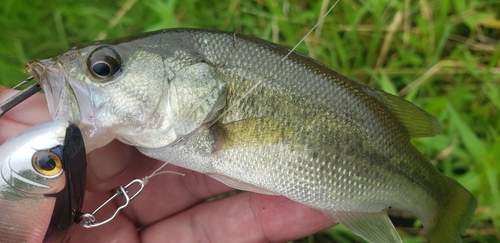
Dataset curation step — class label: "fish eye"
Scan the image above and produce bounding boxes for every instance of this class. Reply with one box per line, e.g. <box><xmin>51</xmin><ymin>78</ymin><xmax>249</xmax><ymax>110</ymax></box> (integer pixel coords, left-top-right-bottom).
<box><xmin>32</xmin><ymin>151</ymin><xmax>63</xmax><ymax>177</ymax></box>
<box><xmin>87</xmin><ymin>46</ymin><xmax>122</xmax><ymax>82</ymax></box>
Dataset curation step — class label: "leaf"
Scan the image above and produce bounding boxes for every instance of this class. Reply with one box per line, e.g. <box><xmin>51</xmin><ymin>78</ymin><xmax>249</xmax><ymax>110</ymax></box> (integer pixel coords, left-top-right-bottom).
<box><xmin>463</xmin><ymin>12</ymin><xmax>497</xmax><ymax>30</ymax></box>
<box><xmin>478</xmin><ymin>18</ymin><xmax>500</xmax><ymax>29</ymax></box>
<box><xmin>378</xmin><ymin>71</ymin><xmax>398</xmax><ymax>95</ymax></box>
<box><xmin>484</xmin><ymin>82</ymin><xmax>500</xmax><ymax>112</ymax></box>
<box><xmin>446</xmin><ymin>104</ymin><xmax>486</xmax><ymax>160</ymax></box>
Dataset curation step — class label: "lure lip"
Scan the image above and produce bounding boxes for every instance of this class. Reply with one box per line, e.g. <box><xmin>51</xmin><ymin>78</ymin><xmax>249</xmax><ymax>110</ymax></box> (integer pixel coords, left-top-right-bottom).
<box><xmin>43</xmin><ymin>122</ymin><xmax>87</xmax><ymax>242</ymax></box>
<box><xmin>0</xmin><ymin>78</ymin><xmax>41</xmax><ymax>117</ymax></box>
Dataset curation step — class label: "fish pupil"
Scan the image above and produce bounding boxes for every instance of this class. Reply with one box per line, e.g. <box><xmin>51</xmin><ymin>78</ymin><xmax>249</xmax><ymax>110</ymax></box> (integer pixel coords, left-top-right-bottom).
<box><xmin>93</xmin><ymin>62</ymin><xmax>111</xmax><ymax>76</ymax></box>
<box><xmin>38</xmin><ymin>156</ymin><xmax>56</xmax><ymax>171</ymax></box>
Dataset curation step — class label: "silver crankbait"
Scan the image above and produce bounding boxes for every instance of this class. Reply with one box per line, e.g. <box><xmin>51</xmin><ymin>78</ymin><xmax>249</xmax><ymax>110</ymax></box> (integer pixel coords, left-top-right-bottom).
<box><xmin>0</xmin><ymin>120</ymin><xmax>86</xmax><ymax>243</ymax></box>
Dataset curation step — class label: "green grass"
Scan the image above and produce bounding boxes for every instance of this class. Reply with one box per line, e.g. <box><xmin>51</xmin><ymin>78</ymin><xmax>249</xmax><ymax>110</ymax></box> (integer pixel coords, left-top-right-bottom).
<box><xmin>1</xmin><ymin>0</ymin><xmax>499</xmax><ymax>242</ymax></box>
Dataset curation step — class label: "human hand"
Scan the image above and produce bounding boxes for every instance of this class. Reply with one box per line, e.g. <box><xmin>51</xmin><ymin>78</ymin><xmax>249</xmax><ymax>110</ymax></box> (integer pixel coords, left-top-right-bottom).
<box><xmin>0</xmin><ymin>85</ymin><xmax>335</xmax><ymax>243</ymax></box>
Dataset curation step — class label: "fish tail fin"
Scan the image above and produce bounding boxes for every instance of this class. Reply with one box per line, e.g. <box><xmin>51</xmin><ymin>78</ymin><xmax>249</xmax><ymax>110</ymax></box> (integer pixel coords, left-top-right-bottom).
<box><xmin>426</xmin><ymin>178</ymin><xmax>477</xmax><ymax>243</ymax></box>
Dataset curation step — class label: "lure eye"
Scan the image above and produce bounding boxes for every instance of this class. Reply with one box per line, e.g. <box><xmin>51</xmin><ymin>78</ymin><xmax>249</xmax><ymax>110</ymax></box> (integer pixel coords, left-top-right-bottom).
<box><xmin>87</xmin><ymin>46</ymin><xmax>122</xmax><ymax>82</ymax></box>
<box><xmin>32</xmin><ymin>151</ymin><xmax>63</xmax><ymax>177</ymax></box>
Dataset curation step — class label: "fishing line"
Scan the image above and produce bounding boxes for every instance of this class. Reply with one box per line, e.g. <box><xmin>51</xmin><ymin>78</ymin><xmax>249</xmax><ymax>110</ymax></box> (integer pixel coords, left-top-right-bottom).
<box><xmin>282</xmin><ymin>0</ymin><xmax>339</xmax><ymax>62</ymax></box>
<box><xmin>142</xmin><ymin>162</ymin><xmax>185</xmax><ymax>184</ymax></box>
<box><xmin>209</xmin><ymin>0</ymin><xmax>340</xmax><ymax>127</ymax></box>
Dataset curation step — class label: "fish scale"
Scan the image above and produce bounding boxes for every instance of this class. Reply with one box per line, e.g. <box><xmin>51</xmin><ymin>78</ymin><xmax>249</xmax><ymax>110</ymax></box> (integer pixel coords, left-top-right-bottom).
<box><xmin>27</xmin><ymin>29</ymin><xmax>476</xmax><ymax>243</ymax></box>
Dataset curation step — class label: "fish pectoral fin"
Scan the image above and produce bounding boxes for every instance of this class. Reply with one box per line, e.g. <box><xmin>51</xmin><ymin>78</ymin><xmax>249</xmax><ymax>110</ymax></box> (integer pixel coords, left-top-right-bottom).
<box><xmin>325</xmin><ymin>211</ymin><xmax>402</xmax><ymax>243</ymax></box>
<box><xmin>367</xmin><ymin>86</ymin><xmax>441</xmax><ymax>138</ymax></box>
<box><xmin>208</xmin><ymin>174</ymin><xmax>278</xmax><ymax>195</ymax></box>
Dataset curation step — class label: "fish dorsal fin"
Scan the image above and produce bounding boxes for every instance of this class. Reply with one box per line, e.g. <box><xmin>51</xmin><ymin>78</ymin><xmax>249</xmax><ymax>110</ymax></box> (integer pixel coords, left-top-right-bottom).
<box><xmin>367</xmin><ymin>87</ymin><xmax>441</xmax><ymax>138</ymax></box>
<box><xmin>325</xmin><ymin>211</ymin><xmax>403</xmax><ymax>243</ymax></box>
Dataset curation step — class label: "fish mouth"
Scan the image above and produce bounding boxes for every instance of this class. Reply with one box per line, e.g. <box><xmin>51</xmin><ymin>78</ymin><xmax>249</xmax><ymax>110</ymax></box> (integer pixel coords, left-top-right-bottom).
<box><xmin>26</xmin><ymin>59</ymin><xmax>102</xmax><ymax>150</ymax></box>
<box><xmin>27</xmin><ymin>59</ymin><xmax>85</xmax><ymax>123</ymax></box>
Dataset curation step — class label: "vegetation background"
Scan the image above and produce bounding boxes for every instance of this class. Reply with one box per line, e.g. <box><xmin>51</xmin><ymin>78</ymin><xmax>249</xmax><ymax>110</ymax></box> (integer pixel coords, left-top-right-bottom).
<box><xmin>0</xmin><ymin>0</ymin><xmax>499</xmax><ymax>242</ymax></box>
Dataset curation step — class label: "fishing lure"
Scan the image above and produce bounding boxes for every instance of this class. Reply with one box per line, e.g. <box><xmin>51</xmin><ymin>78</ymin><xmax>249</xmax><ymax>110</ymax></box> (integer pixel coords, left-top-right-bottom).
<box><xmin>0</xmin><ymin>120</ymin><xmax>86</xmax><ymax>243</ymax></box>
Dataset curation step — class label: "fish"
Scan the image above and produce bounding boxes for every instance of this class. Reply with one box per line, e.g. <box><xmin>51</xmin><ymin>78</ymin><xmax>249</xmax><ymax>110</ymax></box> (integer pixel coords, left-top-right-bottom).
<box><xmin>0</xmin><ymin>119</ymin><xmax>87</xmax><ymax>243</ymax></box>
<box><xmin>26</xmin><ymin>28</ymin><xmax>476</xmax><ymax>242</ymax></box>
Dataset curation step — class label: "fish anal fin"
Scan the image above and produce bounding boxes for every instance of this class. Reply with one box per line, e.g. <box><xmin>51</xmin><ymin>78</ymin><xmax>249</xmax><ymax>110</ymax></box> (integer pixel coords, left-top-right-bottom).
<box><xmin>208</xmin><ymin>174</ymin><xmax>278</xmax><ymax>195</ymax></box>
<box><xmin>367</xmin><ymin>87</ymin><xmax>441</xmax><ymax>138</ymax></box>
<box><xmin>324</xmin><ymin>211</ymin><xmax>403</xmax><ymax>243</ymax></box>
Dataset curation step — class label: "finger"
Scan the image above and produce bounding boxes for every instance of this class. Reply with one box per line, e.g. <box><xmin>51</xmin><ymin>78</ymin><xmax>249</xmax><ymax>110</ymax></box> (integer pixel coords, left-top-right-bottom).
<box><xmin>140</xmin><ymin>192</ymin><xmax>335</xmax><ymax>243</ymax></box>
<box><xmin>0</xmin><ymin>118</ymin><xmax>33</xmax><ymax>144</ymax></box>
<box><xmin>70</xmin><ymin>191</ymin><xmax>141</xmax><ymax>243</ymax></box>
<box><xmin>123</xmin><ymin>167</ymin><xmax>233</xmax><ymax>227</ymax></box>
<box><xmin>0</xmin><ymin>85</ymin><xmax>50</xmax><ymax>125</ymax></box>
<box><xmin>0</xmin><ymin>85</ymin><xmax>51</xmax><ymax>143</ymax></box>
<box><xmin>84</xmin><ymin>140</ymin><xmax>234</xmax><ymax>226</ymax></box>
<box><xmin>84</xmin><ymin>140</ymin><xmax>158</xmax><ymax>191</ymax></box>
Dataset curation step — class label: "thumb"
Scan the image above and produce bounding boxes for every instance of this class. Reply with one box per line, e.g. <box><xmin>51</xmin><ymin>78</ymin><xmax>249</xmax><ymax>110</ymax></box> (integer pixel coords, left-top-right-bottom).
<box><xmin>0</xmin><ymin>85</ymin><xmax>51</xmax><ymax>142</ymax></box>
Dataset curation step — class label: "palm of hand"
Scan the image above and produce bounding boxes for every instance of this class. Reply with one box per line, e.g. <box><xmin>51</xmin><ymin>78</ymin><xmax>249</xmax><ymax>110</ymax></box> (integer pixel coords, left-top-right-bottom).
<box><xmin>0</xmin><ymin>86</ymin><xmax>334</xmax><ymax>243</ymax></box>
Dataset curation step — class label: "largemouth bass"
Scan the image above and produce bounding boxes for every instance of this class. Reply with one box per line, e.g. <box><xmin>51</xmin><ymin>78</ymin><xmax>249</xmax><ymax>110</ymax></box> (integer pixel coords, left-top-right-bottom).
<box><xmin>0</xmin><ymin>120</ymin><xmax>86</xmax><ymax>243</ymax></box>
<box><xmin>27</xmin><ymin>29</ymin><xmax>476</xmax><ymax>242</ymax></box>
